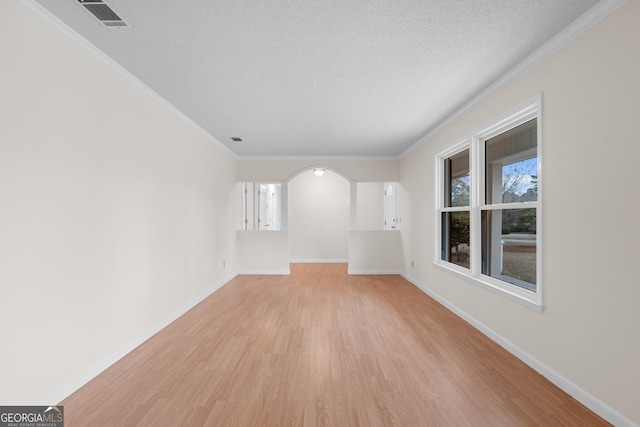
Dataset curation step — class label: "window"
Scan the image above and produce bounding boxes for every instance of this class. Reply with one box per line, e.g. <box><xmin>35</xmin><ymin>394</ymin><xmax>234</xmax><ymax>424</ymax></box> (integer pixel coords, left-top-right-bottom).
<box><xmin>436</xmin><ymin>97</ymin><xmax>542</xmax><ymax>309</ymax></box>
<box><xmin>441</xmin><ymin>149</ymin><xmax>470</xmax><ymax>268</ymax></box>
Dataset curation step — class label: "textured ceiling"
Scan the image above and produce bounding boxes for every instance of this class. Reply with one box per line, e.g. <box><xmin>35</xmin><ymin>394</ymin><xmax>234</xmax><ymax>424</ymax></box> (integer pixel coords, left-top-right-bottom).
<box><xmin>33</xmin><ymin>0</ymin><xmax>600</xmax><ymax>157</ymax></box>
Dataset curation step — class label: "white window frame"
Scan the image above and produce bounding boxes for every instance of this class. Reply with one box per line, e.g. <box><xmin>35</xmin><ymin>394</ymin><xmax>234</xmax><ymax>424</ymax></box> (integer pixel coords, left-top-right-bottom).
<box><xmin>437</xmin><ymin>141</ymin><xmax>472</xmax><ymax>274</ymax></box>
<box><xmin>435</xmin><ymin>95</ymin><xmax>543</xmax><ymax>311</ymax></box>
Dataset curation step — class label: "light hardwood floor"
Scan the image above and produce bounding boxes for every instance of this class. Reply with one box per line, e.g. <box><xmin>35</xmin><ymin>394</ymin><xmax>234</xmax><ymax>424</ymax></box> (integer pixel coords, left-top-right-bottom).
<box><xmin>62</xmin><ymin>264</ymin><xmax>609</xmax><ymax>426</ymax></box>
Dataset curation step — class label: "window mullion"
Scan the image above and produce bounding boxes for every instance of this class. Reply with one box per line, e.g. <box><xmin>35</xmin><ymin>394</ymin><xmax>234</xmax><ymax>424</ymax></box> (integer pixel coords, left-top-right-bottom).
<box><xmin>441</xmin><ymin>206</ymin><xmax>471</xmax><ymax>213</ymax></box>
<box><xmin>481</xmin><ymin>201</ymin><xmax>539</xmax><ymax>211</ymax></box>
<box><xmin>470</xmin><ymin>136</ymin><xmax>481</xmax><ymax>277</ymax></box>
<box><xmin>435</xmin><ymin>153</ymin><xmax>443</xmax><ymax>263</ymax></box>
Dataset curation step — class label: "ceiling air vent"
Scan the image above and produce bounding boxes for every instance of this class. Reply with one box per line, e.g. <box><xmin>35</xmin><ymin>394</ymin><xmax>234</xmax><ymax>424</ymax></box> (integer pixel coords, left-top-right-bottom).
<box><xmin>78</xmin><ymin>0</ymin><xmax>129</xmax><ymax>28</ymax></box>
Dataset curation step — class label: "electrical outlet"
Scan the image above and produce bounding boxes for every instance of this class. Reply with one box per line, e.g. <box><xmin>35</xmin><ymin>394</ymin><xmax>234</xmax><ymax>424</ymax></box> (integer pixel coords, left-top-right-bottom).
<box><xmin>411</xmin><ymin>260</ymin><xmax>414</xmax><ymax>268</ymax></box>
<box><xmin>223</xmin><ymin>260</ymin><xmax>226</xmax><ymax>268</ymax></box>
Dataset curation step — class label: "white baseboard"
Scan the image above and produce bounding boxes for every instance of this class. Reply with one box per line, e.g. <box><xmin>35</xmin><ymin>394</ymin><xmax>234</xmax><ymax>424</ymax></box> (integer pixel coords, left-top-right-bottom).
<box><xmin>290</xmin><ymin>259</ymin><xmax>348</xmax><ymax>263</ymax></box>
<box><xmin>238</xmin><ymin>269</ymin><xmax>290</xmax><ymax>275</ymax></box>
<box><xmin>348</xmin><ymin>269</ymin><xmax>402</xmax><ymax>275</ymax></box>
<box><xmin>43</xmin><ymin>272</ymin><xmax>238</xmax><ymax>405</ymax></box>
<box><xmin>399</xmin><ymin>272</ymin><xmax>638</xmax><ymax>427</ymax></box>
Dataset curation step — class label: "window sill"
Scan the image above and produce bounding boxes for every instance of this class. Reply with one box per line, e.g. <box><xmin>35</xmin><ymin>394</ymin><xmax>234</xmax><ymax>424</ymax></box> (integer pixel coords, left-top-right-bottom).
<box><xmin>433</xmin><ymin>261</ymin><xmax>544</xmax><ymax>313</ymax></box>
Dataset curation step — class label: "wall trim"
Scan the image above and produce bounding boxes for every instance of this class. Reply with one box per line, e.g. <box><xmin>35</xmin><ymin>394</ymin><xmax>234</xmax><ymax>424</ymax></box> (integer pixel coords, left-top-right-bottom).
<box><xmin>42</xmin><ymin>272</ymin><xmax>239</xmax><ymax>405</ymax></box>
<box><xmin>8</xmin><ymin>0</ymin><xmax>237</xmax><ymax>159</ymax></box>
<box><xmin>240</xmin><ymin>155</ymin><xmax>401</xmax><ymax>161</ymax></box>
<box><xmin>238</xmin><ymin>269</ymin><xmax>291</xmax><ymax>275</ymax></box>
<box><xmin>348</xmin><ymin>269</ymin><xmax>402</xmax><ymax>275</ymax></box>
<box><xmin>290</xmin><ymin>259</ymin><xmax>348</xmax><ymax>264</ymax></box>
<box><xmin>400</xmin><ymin>272</ymin><xmax>638</xmax><ymax>427</ymax></box>
<box><xmin>433</xmin><ymin>263</ymin><xmax>543</xmax><ymax>313</ymax></box>
<box><xmin>9</xmin><ymin>0</ymin><xmax>627</xmax><ymax>162</ymax></box>
<box><xmin>401</xmin><ymin>0</ymin><xmax>628</xmax><ymax>158</ymax></box>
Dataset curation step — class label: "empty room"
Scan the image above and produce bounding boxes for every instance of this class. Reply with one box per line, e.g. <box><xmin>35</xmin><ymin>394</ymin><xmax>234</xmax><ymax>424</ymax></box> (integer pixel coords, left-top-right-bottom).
<box><xmin>1</xmin><ymin>0</ymin><xmax>639</xmax><ymax>425</ymax></box>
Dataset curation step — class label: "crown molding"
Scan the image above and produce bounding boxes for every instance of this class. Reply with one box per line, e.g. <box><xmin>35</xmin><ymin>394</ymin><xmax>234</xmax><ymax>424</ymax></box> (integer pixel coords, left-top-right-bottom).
<box><xmin>11</xmin><ymin>0</ymin><xmax>627</xmax><ymax>161</ymax></box>
<box><xmin>400</xmin><ymin>0</ymin><xmax>629</xmax><ymax>158</ymax></box>
<box><xmin>9</xmin><ymin>0</ymin><xmax>238</xmax><ymax>159</ymax></box>
<box><xmin>238</xmin><ymin>155</ymin><xmax>400</xmax><ymax>161</ymax></box>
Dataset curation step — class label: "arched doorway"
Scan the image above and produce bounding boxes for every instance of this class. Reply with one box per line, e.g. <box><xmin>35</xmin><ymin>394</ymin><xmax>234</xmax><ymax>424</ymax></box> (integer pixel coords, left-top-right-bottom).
<box><xmin>287</xmin><ymin>167</ymin><xmax>351</xmax><ymax>262</ymax></box>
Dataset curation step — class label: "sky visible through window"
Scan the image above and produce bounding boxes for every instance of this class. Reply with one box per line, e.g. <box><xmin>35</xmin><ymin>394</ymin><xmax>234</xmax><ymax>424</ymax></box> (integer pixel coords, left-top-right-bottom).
<box><xmin>503</xmin><ymin>157</ymin><xmax>537</xmax><ymax>197</ymax></box>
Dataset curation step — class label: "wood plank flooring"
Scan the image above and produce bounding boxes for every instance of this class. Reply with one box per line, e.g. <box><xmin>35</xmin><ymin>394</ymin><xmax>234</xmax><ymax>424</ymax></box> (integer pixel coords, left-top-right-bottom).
<box><xmin>61</xmin><ymin>264</ymin><xmax>609</xmax><ymax>426</ymax></box>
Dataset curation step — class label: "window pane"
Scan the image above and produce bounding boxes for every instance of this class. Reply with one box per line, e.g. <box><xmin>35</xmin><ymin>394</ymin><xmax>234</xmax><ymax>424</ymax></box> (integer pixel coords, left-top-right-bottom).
<box><xmin>485</xmin><ymin>119</ymin><xmax>538</xmax><ymax>204</ymax></box>
<box><xmin>441</xmin><ymin>211</ymin><xmax>470</xmax><ymax>269</ymax></box>
<box><xmin>481</xmin><ymin>209</ymin><xmax>536</xmax><ymax>291</ymax></box>
<box><xmin>444</xmin><ymin>149</ymin><xmax>470</xmax><ymax>207</ymax></box>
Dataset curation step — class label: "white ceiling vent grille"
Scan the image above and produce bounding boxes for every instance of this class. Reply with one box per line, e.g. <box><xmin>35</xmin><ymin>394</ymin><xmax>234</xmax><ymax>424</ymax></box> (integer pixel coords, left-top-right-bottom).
<box><xmin>77</xmin><ymin>0</ymin><xmax>129</xmax><ymax>28</ymax></box>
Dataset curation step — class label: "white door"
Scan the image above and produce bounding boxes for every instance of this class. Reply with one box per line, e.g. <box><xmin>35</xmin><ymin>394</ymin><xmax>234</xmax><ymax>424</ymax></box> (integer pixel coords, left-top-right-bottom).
<box><xmin>258</xmin><ymin>184</ymin><xmax>268</xmax><ymax>230</ymax></box>
<box><xmin>257</xmin><ymin>183</ymin><xmax>281</xmax><ymax>230</ymax></box>
<box><xmin>384</xmin><ymin>182</ymin><xmax>396</xmax><ymax>230</ymax></box>
<box><xmin>242</xmin><ymin>182</ymin><xmax>255</xmax><ymax>230</ymax></box>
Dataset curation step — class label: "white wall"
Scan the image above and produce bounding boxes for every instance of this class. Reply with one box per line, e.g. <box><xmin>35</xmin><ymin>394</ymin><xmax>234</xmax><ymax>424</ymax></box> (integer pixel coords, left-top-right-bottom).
<box><xmin>356</xmin><ymin>182</ymin><xmax>384</xmax><ymax>230</ymax></box>
<box><xmin>288</xmin><ymin>170</ymin><xmax>350</xmax><ymax>261</ymax></box>
<box><xmin>400</xmin><ymin>2</ymin><xmax>640</xmax><ymax>425</ymax></box>
<box><xmin>238</xmin><ymin>158</ymin><xmax>400</xmax><ymax>182</ymax></box>
<box><xmin>0</xmin><ymin>1</ymin><xmax>238</xmax><ymax>404</ymax></box>
<box><xmin>348</xmin><ymin>231</ymin><xmax>403</xmax><ymax>274</ymax></box>
<box><xmin>237</xmin><ymin>231</ymin><xmax>289</xmax><ymax>273</ymax></box>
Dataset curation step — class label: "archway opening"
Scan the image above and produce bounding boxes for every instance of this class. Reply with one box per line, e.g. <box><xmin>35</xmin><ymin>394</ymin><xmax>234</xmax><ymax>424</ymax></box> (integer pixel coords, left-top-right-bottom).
<box><xmin>288</xmin><ymin>168</ymin><xmax>350</xmax><ymax>262</ymax></box>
